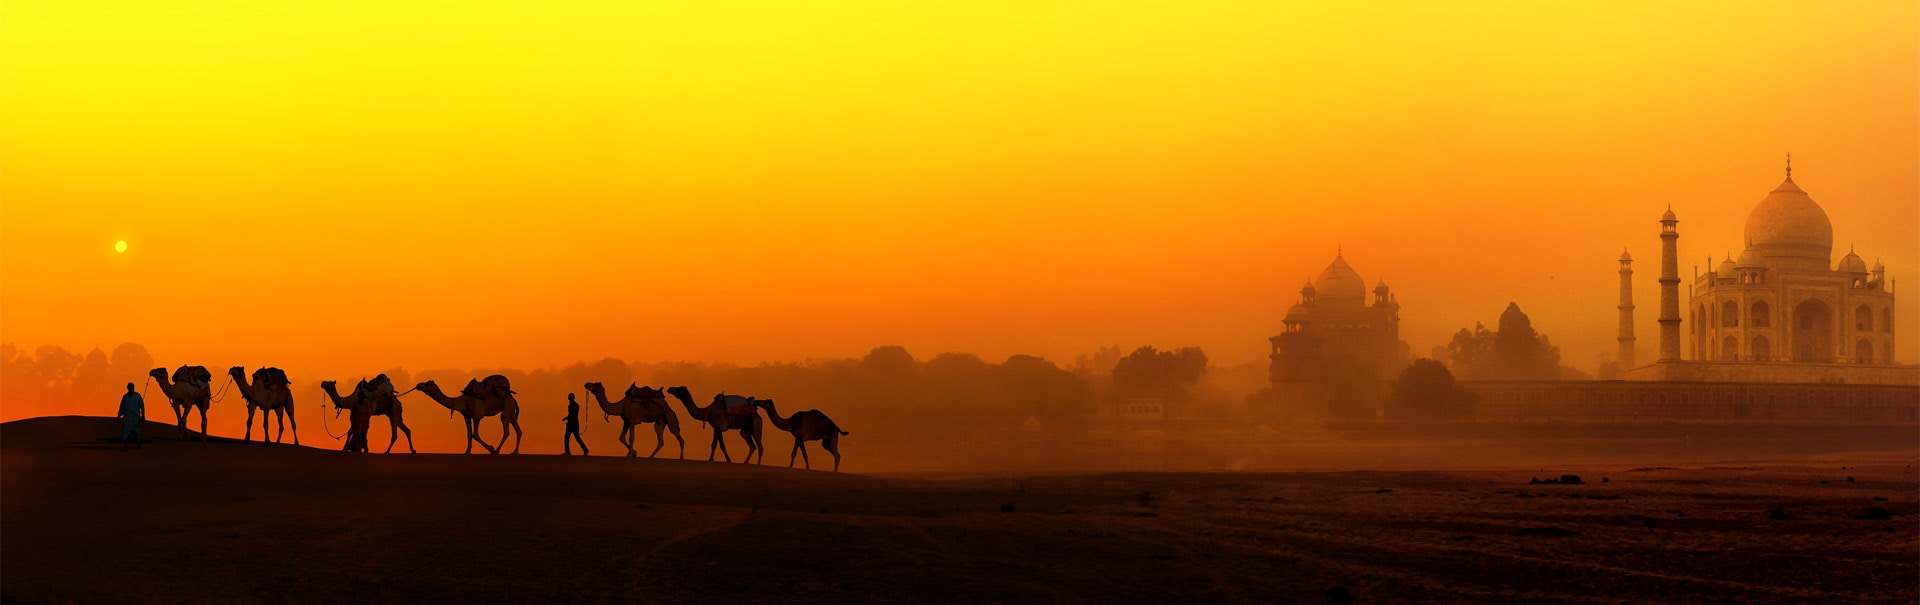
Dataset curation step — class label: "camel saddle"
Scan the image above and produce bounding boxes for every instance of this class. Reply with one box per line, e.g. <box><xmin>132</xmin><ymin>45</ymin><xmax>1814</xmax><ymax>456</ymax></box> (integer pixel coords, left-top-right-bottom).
<box><xmin>717</xmin><ymin>394</ymin><xmax>758</xmax><ymax>420</ymax></box>
<box><xmin>173</xmin><ymin>366</ymin><xmax>213</xmax><ymax>388</ymax></box>
<box><xmin>252</xmin><ymin>367</ymin><xmax>290</xmax><ymax>389</ymax></box>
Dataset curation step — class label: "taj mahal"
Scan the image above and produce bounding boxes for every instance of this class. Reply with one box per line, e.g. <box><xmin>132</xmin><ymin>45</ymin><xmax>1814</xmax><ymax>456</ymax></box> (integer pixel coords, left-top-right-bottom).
<box><xmin>1619</xmin><ymin>157</ymin><xmax>1909</xmax><ymax>386</ymax></box>
<box><xmin>1269</xmin><ymin>157</ymin><xmax>1916</xmax><ymax>424</ymax></box>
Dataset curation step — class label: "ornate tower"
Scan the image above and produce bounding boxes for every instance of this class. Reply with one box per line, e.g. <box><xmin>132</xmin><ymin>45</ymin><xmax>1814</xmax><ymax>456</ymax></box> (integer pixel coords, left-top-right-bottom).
<box><xmin>1617</xmin><ymin>249</ymin><xmax>1636</xmax><ymax>369</ymax></box>
<box><xmin>1658</xmin><ymin>207</ymin><xmax>1682</xmax><ymax>362</ymax></box>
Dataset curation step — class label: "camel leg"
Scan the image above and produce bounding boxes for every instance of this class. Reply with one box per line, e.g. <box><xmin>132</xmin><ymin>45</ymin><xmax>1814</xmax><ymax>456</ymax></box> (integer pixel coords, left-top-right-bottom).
<box><xmin>509</xmin><ymin>419</ymin><xmax>522</xmax><ymax>454</ymax></box>
<box><xmin>286</xmin><ymin>406</ymin><xmax>299</xmax><ymax>446</ymax></box>
<box><xmin>826</xmin><ymin>434</ymin><xmax>841</xmax><ymax>472</ymax></box>
<box><xmin>713</xmin><ymin>430</ymin><xmax>732</xmax><ymax>462</ymax></box>
<box><xmin>800</xmin><ymin>441</ymin><xmax>812</xmax><ymax>470</ymax></box>
<box><xmin>674</xmin><ymin>428</ymin><xmax>686</xmax><ymax>460</ymax></box>
<box><xmin>243</xmin><ymin>406</ymin><xmax>257</xmax><ymax>443</ymax></box>
<box><xmin>789</xmin><ymin>440</ymin><xmax>800</xmax><ymax>468</ymax></box>
<box><xmin>462</xmin><ymin>418</ymin><xmax>476</xmax><ymax>454</ymax></box>
<box><xmin>395</xmin><ymin>419</ymin><xmax>414</xmax><ymax>453</ymax></box>
<box><xmin>175</xmin><ymin>404</ymin><xmax>189</xmax><ymax>440</ymax></box>
<box><xmin>650</xmin><ymin>424</ymin><xmax>666</xmax><ymax>457</ymax></box>
<box><xmin>621</xmin><ymin>425</ymin><xmax>635</xmax><ymax>457</ymax></box>
<box><xmin>384</xmin><ymin>419</ymin><xmax>400</xmax><ymax>454</ymax></box>
<box><xmin>197</xmin><ymin>406</ymin><xmax>209</xmax><ymax>443</ymax></box>
<box><xmin>271</xmin><ymin>408</ymin><xmax>285</xmax><ymax>444</ymax></box>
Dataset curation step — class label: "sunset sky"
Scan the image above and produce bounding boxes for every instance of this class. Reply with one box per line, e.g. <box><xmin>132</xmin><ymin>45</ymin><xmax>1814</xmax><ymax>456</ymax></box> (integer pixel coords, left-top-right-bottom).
<box><xmin>3</xmin><ymin>1</ymin><xmax>1915</xmax><ymax>376</ymax></box>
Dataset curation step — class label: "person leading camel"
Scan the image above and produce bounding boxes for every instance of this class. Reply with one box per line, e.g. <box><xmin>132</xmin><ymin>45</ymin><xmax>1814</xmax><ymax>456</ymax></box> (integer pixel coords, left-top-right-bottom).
<box><xmin>116</xmin><ymin>382</ymin><xmax>145</xmax><ymax>450</ymax></box>
<box><xmin>562</xmin><ymin>393</ymin><xmax>587</xmax><ymax>455</ymax></box>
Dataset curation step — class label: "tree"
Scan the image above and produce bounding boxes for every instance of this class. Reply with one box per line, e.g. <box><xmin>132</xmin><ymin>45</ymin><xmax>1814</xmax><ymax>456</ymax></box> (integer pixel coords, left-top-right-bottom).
<box><xmin>108</xmin><ymin>342</ymin><xmax>154</xmax><ymax>384</ymax></box>
<box><xmin>1446</xmin><ymin>303</ymin><xmax>1563</xmax><ymax>381</ymax></box>
<box><xmin>1390</xmin><ymin>358</ymin><xmax>1477</xmax><ymax>420</ymax></box>
<box><xmin>998</xmin><ymin>354</ymin><xmax>1095</xmax><ymax>422</ymax></box>
<box><xmin>1110</xmin><ymin>346</ymin><xmax>1207</xmax><ymax>402</ymax></box>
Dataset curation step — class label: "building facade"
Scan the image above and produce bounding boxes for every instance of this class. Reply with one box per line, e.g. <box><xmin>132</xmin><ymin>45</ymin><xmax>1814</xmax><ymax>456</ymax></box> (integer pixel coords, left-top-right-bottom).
<box><xmin>1268</xmin><ymin>251</ymin><xmax>1408</xmax><ymax>418</ymax></box>
<box><xmin>1622</xmin><ymin>159</ymin><xmax>1911</xmax><ymax>386</ymax></box>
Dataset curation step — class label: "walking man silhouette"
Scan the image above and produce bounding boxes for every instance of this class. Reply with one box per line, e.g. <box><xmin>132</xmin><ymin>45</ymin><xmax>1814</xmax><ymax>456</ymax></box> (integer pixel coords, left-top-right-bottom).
<box><xmin>117</xmin><ymin>382</ymin><xmax>145</xmax><ymax>450</ymax></box>
<box><xmin>562</xmin><ymin>393</ymin><xmax>587</xmax><ymax>455</ymax></box>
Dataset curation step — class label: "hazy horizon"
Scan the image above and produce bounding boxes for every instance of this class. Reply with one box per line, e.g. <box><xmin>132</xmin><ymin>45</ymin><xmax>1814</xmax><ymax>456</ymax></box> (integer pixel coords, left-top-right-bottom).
<box><xmin>4</xmin><ymin>1</ymin><xmax>1916</xmax><ymax>377</ymax></box>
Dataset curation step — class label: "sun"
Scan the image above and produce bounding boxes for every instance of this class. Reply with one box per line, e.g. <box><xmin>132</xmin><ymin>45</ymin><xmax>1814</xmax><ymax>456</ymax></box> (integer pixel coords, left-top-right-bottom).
<box><xmin>114</xmin><ymin>240</ymin><xmax>127</xmax><ymax>253</ymax></box>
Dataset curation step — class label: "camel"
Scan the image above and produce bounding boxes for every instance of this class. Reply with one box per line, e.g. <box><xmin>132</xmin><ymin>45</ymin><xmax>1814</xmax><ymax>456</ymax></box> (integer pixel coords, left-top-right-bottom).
<box><xmin>230</xmin><ymin>366</ymin><xmax>298</xmax><ymax>445</ymax></box>
<box><xmin>148</xmin><ymin>366</ymin><xmax>213</xmax><ymax>442</ymax></box>
<box><xmin>755</xmin><ymin>398</ymin><xmax>850</xmax><ymax>472</ymax></box>
<box><xmin>462</xmin><ymin>375</ymin><xmax>523</xmax><ymax>455</ymax></box>
<box><xmin>408</xmin><ymin>380</ymin><xmax>498</xmax><ymax>454</ymax></box>
<box><xmin>319</xmin><ymin>379</ymin><xmax>372</xmax><ymax>452</ymax></box>
<box><xmin>665</xmin><ymin>386</ymin><xmax>764</xmax><ymax>464</ymax></box>
<box><xmin>324</xmin><ymin>375</ymin><xmax>417</xmax><ymax>454</ymax></box>
<box><xmin>584</xmin><ymin>382</ymin><xmax>684</xmax><ymax>458</ymax></box>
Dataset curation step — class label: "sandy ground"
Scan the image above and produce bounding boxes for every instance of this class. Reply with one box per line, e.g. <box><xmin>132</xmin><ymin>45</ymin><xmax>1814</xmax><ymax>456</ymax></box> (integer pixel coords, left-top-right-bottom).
<box><xmin>4</xmin><ymin>416</ymin><xmax>1915</xmax><ymax>604</ymax></box>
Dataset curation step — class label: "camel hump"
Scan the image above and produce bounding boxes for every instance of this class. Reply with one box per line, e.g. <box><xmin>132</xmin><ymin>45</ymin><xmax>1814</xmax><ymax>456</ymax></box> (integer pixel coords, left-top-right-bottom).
<box><xmin>480</xmin><ymin>374</ymin><xmax>515</xmax><ymax>394</ymax></box>
<box><xmin>252</xmin><ymin>367</ymin><xmax>290</xmax><ymax>388</ymax></box>
<box><xmin>173</xmin><ymin>365</ymin><xmax>213</xmax><ymax>387</ymax></box>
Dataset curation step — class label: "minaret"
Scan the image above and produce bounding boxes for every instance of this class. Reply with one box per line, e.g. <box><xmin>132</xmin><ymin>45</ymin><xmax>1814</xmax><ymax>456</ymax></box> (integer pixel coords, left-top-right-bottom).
<box><xmin>1617</xmin><ymin>249</ymin><xmax>1636</xmax><ymax>369</ymax></box>
<box><xmin>1657</xmin><ymin>206</ymin><xmax>1681</xmax><ymax>362</ymax></box>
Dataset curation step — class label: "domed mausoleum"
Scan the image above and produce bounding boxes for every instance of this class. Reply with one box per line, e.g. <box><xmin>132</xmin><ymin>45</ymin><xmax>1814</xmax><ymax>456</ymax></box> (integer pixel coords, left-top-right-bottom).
<box><xmin>1620</xmin><ymin>157</ymin><xmax>1906</xmax><ymax>385</ymax></box>
<box><xmin>1268</xmin><ymin>251</ymin><xmax>1409</xmax><ymax>419</ymax></box>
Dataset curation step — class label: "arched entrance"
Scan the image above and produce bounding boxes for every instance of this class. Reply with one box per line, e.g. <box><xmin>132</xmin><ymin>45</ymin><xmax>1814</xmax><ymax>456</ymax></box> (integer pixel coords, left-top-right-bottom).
<box><xmin>1750</xmin><ymin>335</ymin><xmax>1771</xmax><ymax>361</ymax></box>
<box><xmin>1792</xmin><ymin>299</ymin><xmax>1833</xmax><ymax>362</ymax></box>
<box><xmin>1721</xmin><ymin>336</ymin><xmax>1739</xmax><ymax>361</ymax></box>
<box><xmin>1856</xmin><ymin>340</ymin><xmax>1874</xmax><ymax>364</ymax></box>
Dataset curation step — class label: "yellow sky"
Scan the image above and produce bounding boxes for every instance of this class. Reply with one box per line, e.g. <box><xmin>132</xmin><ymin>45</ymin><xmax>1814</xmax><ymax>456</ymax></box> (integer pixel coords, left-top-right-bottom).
<box><xmin>2</xmin><ymin>1</ymin><xmax>1915</xmax><ymax>375</ymax></box>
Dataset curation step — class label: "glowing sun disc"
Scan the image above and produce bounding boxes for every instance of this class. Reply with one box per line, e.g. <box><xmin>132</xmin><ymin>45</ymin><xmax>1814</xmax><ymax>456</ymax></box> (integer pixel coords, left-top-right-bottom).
<box><xmin>115</xmin><ymin>240</ymin><xmax>127</xmax><ymax>253</ymax></box>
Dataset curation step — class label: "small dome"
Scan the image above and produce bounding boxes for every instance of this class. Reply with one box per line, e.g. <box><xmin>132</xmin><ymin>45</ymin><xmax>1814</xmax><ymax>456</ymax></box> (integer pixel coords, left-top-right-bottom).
<box><xmin>1873</xmin><ymin>259</ymin><xmax>1885</xmax><ymax>272</ymax></box>
<box><xmin>1619</xmin><ymin>249</ymin><xmax>1633</xmax><ymax>262</ymax></box>
<box><xmin>1373</xmin><ymin>279</ymin><xmax>1388</xmax><ymax>291</ymax></box>
<box><xmin>1717</xmin><ymin>257</ymin><xmax>1737</xmax><ymax>274</ymax></box>
<box><xmin>1661</xmin><ymin>207</ymin><xmax>1677</xmax><ymax>222</ymax></box>
<box><xmin>1300</xmin><ymin>281</ymin><xmax>1316</xmax><ymax>295</ymax></box>
<box><xmin>1311</xmin><ymin>253</ymin><xmax>1367</xmax><ymax>305</ymax></box>
<box><xmin>1744</xmin><ymin>175</ymin><xmax>1833</xmax><ymax>262</ymax></box>
<box><xmin>1838</xmin><ymin>250</ymin><xmax>1867</xmax><ymax>273</ymax></box>
<box><xmin>1736</xmin><ymin>248</ymin><xmax>1763</xmax><ymax>267</ymax></box>
<box><xmin>1285</xmin><ymin>303</ymin><xmax>1312</xmax><ymax>321</ymax></box>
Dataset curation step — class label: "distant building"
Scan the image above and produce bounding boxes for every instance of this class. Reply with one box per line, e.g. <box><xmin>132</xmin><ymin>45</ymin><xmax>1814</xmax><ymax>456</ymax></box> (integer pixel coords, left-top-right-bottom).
<box><xmin>1622</xmin><ymin>158</ymin><xmax>1912</xmax><ymax>386</ymax></box>
<box><xmin>1268</xmin><ymin>251</ymin><xmax>1410</xmax><ymax>418</ymax></box>
<box><xmin>1459</xmin><ymin>158</ymin><xmax>1917</xmax><ymax>423</ymax></box>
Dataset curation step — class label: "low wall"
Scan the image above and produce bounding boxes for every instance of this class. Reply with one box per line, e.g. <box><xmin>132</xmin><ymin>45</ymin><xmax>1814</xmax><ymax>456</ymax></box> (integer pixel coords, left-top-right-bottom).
<box><xmin>1461</xmin><ymin>380</ymin><xmax>1920</xmax><ymax>424</ymax></box>
<box><xmin>1619</xmin><ymin>361</ymin><xmax>1919</xmax><ymax>386</ymax></box>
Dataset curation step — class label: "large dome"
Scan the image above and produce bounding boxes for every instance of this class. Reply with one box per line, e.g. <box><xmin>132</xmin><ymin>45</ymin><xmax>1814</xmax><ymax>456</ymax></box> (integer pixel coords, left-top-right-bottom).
<box><xmin>1311</xmin><ymin>253</ymin><xmax>1367</xmax><ymax>305</ymax></box>
<box><xmin>1743</xmin><ymin>175</ymin><xmax>1833</xmax><ymax>263</ymax></box>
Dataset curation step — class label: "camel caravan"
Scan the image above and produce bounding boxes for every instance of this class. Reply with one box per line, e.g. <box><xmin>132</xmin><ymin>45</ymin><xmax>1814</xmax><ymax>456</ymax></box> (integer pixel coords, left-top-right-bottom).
<box><xmin>139</xmin><ymin>365</ymin><xmax>852</xmax><ymax>471</ymax></box>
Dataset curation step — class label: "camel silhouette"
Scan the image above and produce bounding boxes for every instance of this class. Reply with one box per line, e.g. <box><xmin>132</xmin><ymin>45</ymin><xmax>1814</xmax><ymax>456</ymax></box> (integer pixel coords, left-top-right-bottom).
<box><xmin>755</xmin><ymin>398</ymin><xmax>849</xmax><ymax>472</ymax></box>
<box><xmin>584</xmin><ymin>382</ymin><xmax>684</xmax><ymax>458</ymax></box>
<box><xmin>666</xmin><ymin>386</ymin><xmax>764</xmax><ymax>464</ymax></box>
<box><xmin>319</xmin><ymin>379</ymin><xmax>373</xmax><ymax>452</ymax></box>
<box><xmin>148</xmin><ymin>366</ymin><xmax>212</xmax><ymax>443</ymax></box>
<box><xmin>328</xmin><ymin>375</ymin><xmax>417</xmax><ymax>454</ymax></box>
<box><xmin>463</xmin><ymin>375</ymin><xmax>523</xmax><ymax>455</ymax></box>
<box><xmin>409</xmin><ymin>380</ymin><xmax>499</xmax><ymax>454</ymax></box>
<box><xmin>229</xmin><ymin>366</ymin><xmax>297</xmax><ymax>445</ymax></box>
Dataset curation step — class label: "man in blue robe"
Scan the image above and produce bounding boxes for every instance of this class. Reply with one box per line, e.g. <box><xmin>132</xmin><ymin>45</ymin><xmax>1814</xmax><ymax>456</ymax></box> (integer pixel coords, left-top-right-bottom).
<box><xmin>117</xmin><ymin>382</ymin><xmax>145</xmax><ymax>450</ymax></box>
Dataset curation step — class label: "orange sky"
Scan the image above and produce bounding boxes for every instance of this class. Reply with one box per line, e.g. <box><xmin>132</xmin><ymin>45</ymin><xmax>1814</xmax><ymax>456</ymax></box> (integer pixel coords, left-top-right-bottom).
<box><xmin>3</xmin><ymin>1</ymin><xmax>1915</xmax><ymax>376</ymax></box>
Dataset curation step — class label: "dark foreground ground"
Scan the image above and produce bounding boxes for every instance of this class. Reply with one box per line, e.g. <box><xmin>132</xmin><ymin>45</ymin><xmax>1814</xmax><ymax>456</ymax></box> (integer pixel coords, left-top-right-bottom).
<box><xmin>4</xmin><ymin>416</ymin><xmax>1915</xmax><ymax>604</ymax></box>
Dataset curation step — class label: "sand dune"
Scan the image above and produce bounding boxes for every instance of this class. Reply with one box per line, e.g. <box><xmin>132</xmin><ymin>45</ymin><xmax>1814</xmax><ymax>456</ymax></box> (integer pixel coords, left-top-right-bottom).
<box><xmin>3</xmin><ymin>416</ymin><xmax>1914</xmax><ymax>603</ymax></box>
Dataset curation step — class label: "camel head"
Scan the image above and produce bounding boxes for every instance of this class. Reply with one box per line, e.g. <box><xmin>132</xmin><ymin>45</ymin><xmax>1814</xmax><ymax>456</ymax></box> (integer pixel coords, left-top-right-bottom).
<box><xmin>414</xmin><ymin>380</ymin><xmax>441</xmax><ymax>396</ymax></box>
<box><xmin>583</xmin><ymin>382</ymin><xmax>605</xmax><ymax>398</ymax></box>
<box><xmin>228</xmin><ymin>366</ymin><xmax>247</xmax><ymax>381</ymax></box>
<box><xmin>148</xmin><ymin>367</ymin><xmax>168</xmax><ymax>381</ymax></box>
<box><xmin>665</xmin><ymin>385</ymin><xmax>692</xmax><ymax>404</ymax></box>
